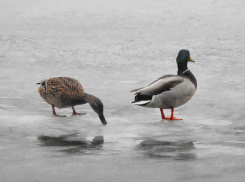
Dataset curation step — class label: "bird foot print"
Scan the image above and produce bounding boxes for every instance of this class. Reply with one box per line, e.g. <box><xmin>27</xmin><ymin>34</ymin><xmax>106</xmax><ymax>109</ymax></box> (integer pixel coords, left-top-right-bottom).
<box><xmin>72</xmin><ymin>112</ymin><xmax>86</xmax><ymax>116</ymax></box>
<box><xmin>163</xmin><ymin>117</ymin><xmax>183</xmax><ymax>120</ymax></box>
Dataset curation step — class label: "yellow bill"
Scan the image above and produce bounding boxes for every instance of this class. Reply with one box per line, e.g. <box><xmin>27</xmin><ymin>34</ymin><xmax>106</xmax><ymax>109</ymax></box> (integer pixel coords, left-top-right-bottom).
<box><xmin>189</xmin><ymin>57</ymin><xmax>195</xmax><ymax>62</ymax></box>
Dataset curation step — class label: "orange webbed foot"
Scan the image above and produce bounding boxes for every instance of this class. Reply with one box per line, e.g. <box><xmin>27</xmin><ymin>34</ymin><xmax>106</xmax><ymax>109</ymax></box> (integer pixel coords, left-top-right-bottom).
<box><xmin>71</xmin><ymin>107</ymin><xmax>86</xmax><ymax>116</ymax></box>
<box><xmin>72</xmin><ymin>112</ymin><xmax>86</xmax><ymax>116</ymax></box>
<box><xmin>161</xmin><ymin>107</ymin><xmax>183</xmax><ymax>121</ymax></box>
<box><xmin>53</xmin><ymin>114</ymin><xmax>66</xmax><ymax>117</ymax></box>
<box><xmin>164</xmin><ymin>117</ymin><xmax>183</xmax><ymax>121</ymax></box>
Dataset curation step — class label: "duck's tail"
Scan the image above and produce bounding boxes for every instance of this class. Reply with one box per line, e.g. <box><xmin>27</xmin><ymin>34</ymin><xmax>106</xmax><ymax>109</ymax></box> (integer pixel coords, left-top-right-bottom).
<box><xmin>132</xmin><ymin>100</ymin><xmax>151</xmax><ymax>106</ymax></box>
<box><xmin>131</xmin><ymin>92</ymin><xmax>152</xmax><ymax>106</ymax></box>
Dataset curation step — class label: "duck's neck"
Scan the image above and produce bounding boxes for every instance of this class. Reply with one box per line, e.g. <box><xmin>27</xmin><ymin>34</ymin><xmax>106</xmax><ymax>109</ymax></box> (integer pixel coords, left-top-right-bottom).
<box><xmin>72</xmin><ymin>93</ymin><xmax>95</xmax><ymax>106</ymax></box>
<box><xmin>83</xmin><ymin>93</ymin><xmax>102</xmax><ymax>108</ymax></box>
<box><xmin>83</xmin><ymin>93</ymin><xmax>93</xmax><ymax>104</ymax></box>
<box><xmin>178</xmin><ymin>68</ymin><xmax>197</xmax><ymax>90</ymax></box>
<box><xmin>177</xmin><ymin>63</ymin><xmax>188</xmax><ymax>75</ymax></box>
<box><xmin>84</xmin><ymin>93</ymin><xmax>107</xmax><ymax>125</ymax></box>
<box><xmin>71</xmin><ymin>93</ymin><xmax>101</xmax><ymax>107</ymax></box>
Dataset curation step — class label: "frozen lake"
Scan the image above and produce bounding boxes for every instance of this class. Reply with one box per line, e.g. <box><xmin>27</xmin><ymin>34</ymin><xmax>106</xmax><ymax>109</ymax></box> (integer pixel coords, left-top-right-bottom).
<box><xmin>1</xmin><ymin>0</ymin><xmax>245</xmax><ymax>181</ymax></box>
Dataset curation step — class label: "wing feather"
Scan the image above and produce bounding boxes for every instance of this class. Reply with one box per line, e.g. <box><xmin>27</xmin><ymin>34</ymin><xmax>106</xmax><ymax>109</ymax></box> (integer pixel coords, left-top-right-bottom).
<box><xmin>136</xmin><ymin>76</ymin><xmax>184</xmax><ymax>96</ymax></box>
<box><xmin>130</xmin><ymin>75</ymin><xmax>173</xmax><ymax>92</ymax></box>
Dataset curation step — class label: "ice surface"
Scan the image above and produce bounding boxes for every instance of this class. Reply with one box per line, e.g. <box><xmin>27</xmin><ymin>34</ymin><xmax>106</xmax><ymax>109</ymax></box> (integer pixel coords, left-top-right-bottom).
<box><xmin>1</xmin><ymin>0</ymin><xmax>245</xmax><ymax>181</ymax></box>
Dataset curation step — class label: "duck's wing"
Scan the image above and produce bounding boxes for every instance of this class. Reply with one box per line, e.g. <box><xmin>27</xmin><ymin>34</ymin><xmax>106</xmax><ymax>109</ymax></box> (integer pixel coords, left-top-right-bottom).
<box><xmin>57</xmin><ymin>77</ymin><xmax>84</xmax><ymax>92</ymax></box>
<box><xmin>130</xmin><ymin>75</ymin><xmax>175</xmax><ymax>93</ymax></box>
<box><xmin>132</xmin><ymin>76</ymin><xmax>184</xmax><ymax>106</ymax></box>
<box><xmin>37</xmin><ymin>77</ymin><xmax>84</xmax><ymax>92</ymax></box>
<box><xmin>135</xmin><ymin>75</ymin><xmax>184</xmax><ymax>96</ymax></box>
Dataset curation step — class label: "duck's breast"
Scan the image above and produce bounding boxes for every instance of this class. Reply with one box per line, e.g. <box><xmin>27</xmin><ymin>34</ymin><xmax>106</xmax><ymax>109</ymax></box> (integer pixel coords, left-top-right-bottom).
<box><xmin>38</xmin><ymin>85</ymin><xmax>68</xmax><ymax>108</ymax></box>
<box><xmin>147</xmin><ymin>78</ymin><xmax>195</xmax><ymax>109</ymax></box>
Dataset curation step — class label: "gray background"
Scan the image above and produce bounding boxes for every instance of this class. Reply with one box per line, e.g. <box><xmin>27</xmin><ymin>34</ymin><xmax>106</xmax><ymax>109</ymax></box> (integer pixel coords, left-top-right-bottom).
<box><xmin>1</xmin><ymin>0</ymin><xmax>245</xmax><ymax>181</ymax></box>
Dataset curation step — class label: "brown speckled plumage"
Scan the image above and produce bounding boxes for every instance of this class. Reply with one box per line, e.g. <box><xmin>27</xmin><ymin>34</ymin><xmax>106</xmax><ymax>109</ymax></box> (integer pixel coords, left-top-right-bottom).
<box><xmin>37</xmin><ymin>77</ymin><xmax>107</xmax><ymax>124</ymax></box>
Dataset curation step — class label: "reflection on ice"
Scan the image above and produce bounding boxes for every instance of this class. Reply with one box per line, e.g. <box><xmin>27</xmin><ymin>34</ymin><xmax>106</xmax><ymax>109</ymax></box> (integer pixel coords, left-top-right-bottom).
<box><xmin>38</xmin><ymin>134</ymin><xmax>87</xmax><ymax>146</ymax></box>
<box><xmin>137</xmin><ymin>139</ymin><xmax>196</xmax><ymax>160</ymax></box>
<box><xmin>38</xmin><ymin>134</ymin><xmax>104</xmax><ymax>154</ymax></box>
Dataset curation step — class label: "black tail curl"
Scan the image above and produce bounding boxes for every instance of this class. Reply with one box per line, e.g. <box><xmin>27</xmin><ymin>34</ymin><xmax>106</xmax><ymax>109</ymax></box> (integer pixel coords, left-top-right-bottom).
<box><xmin>134</xmin><ymin>92</ymin><xmax>152</xmax><ymax>102</ymax></box>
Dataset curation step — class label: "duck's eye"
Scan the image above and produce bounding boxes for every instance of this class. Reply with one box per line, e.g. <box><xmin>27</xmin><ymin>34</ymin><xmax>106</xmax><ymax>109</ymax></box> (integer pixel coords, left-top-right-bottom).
<box><xmin>41</xmin><ymin>81</ymin><xmax>46</xmax><ymax>86</ymax></box>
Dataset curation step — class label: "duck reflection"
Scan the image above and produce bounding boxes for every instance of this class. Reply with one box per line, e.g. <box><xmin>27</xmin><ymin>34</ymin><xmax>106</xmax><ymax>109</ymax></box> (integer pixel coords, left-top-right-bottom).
<box><xmin>38</xmin><ymin>134</ymin><xmax>104</xmax><ymax>154</ymax></box>
<box><xmin>137</xmin><ymin>139</ymin><xmax>196</xmax><ymax>160</ymax></box>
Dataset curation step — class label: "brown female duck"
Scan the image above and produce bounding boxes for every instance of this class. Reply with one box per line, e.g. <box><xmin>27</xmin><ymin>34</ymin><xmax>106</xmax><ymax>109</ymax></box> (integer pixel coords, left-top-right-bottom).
<box><xmin>37</xmin><ymin>77</ymin><xmax>107</xmax><ymax>125</ymax></box>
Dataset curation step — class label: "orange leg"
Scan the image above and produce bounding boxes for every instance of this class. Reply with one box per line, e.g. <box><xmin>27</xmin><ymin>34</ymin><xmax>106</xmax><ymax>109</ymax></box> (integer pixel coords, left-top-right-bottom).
<box><xmin>72</xmin><ymin>106</ymin><xmax>86</xmax><ymax>115</ymax></box>
<box><xmin>160</xmin><ymin>107</ymin><xmax>182</xmax><ymax>120</ymax></box>
<box><xmin>52</xmin><ymin>105</ymin><xmax>66</xmax><ymax>117</ymax></box>
<box><xmin>160</xmin><ymin>108</ymin><xmax>167</xmax><ymax>119</ymax></box>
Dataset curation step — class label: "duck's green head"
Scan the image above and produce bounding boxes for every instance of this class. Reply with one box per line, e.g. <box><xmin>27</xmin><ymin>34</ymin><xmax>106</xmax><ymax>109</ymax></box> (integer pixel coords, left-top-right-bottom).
<box><xmin>176</xmin><ymin>49</ymin><xmax>194</xmax><ymax>64</ymax></box>
<box><xmin>176</xmin><ymin>49</ymin><xmax>194</xmax><ymax>74</ymax></box>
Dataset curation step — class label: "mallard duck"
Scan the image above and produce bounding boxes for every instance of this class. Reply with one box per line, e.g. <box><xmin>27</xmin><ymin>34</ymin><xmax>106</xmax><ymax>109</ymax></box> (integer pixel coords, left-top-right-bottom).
<box><xmin>131</xmin><ymin>49</ymin><xmax>197</xmax><ymax>120</ymax></box>
<box><xmin>37</xmin><ymin>77</ymin><xmax>107</xmax><ymax>125</ymax></box>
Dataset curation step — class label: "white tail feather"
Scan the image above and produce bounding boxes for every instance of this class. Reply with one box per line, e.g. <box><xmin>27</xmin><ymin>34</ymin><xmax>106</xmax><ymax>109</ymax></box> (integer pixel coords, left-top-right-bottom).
<box><xmin>132</xmin><ymin>100</ymin><xmax>151</xmax><ymax>105</ymax></box>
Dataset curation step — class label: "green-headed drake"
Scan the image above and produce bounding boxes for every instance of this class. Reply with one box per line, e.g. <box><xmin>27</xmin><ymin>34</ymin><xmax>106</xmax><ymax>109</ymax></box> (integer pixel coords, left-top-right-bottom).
<box><xmin>131</xmin><ymin>49</ymin><xmax>197</xmax><ymax>120</ymax></box>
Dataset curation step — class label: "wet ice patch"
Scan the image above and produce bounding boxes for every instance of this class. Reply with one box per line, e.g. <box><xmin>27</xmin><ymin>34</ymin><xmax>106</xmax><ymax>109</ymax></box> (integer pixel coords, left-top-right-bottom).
<box><xmin>136</xmin><ymin>139</ymin><xmax>196</xmax><ymax>160</ymax></box>
<box><xmin>195</xmin><ymin>141</ymin><xmax>245</xmax><ymax>158</ymax></box>
<box><xmin>195</xmin><ymin>117</ymin><xmax>232</xmax><ymax>126</ymax></box>
<box><xmin>119</xmin><ymin>80</ymin><xmax>139</xmax><ymax>84</ymax></box>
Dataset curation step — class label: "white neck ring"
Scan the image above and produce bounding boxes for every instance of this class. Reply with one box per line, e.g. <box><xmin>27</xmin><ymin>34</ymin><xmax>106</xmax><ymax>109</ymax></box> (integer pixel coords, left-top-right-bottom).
<box><xmin>182</xmin><ymin>69</ymin><xmax>189</xmax><ymax>74</ymax></box>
